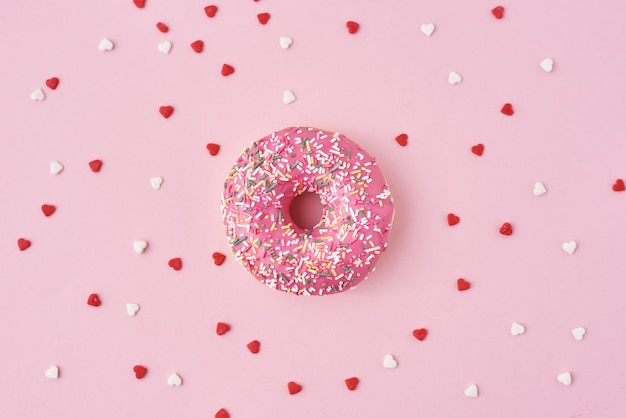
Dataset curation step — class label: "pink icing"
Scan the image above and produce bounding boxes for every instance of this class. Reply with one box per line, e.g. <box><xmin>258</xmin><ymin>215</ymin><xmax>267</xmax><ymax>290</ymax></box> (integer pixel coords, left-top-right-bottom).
<box><xmin>221</xmin><ymin>127</ymin><xmax>394</xmax><ymax>295</ymax></box>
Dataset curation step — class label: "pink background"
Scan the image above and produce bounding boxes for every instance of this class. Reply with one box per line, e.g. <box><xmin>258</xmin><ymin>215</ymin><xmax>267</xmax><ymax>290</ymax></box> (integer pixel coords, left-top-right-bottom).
<box><xmin>1</xmin><ymin>0</ymin><xmax>626</xmax><ymax>417</ymax></box>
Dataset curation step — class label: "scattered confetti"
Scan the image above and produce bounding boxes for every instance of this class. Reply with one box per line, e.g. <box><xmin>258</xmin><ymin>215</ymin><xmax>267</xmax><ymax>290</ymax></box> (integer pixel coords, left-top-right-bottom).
<box><xmin>346</xmin><ymin>21</ymin><xmax>359</xmax><ymax>34</ymax></box>
<box><xmin>159</xmin><ymin>106</ymin><xmax>174</xmax><ymax>118</ymax></box>
<box><xmin>395</xmin><ymin>133</ymin><xmax>408</xmax><ymax>147</ymax></box>
<box><xmin>167</xmin><ymin>373</ymin><xmax>182</xmax><ymax>386</ymax></box>
<box><xmin>471</xmin><ymin>144</ymin><xmax>484</xmax><ymax>156</ymax></box>
<box><xmin>448</xmin><ymin>71</ymin><xmax>462</xmax><ymax>84</ymax></box>
<box><xmin>613</xmin><ymin>179</ymin><xmax>625</xmax><ymax>192</ymax></box>
<box><xmin>41</xmin><ymin>204</ymin><xmax>56</xmax><ymax>217</ymax></box>
<box><xmin>17</xmin><ymin>238</ymin><xmax>31</xmax><ymax>251</ymax></box>
<box><xmin>540</xmin><ymin>58</ymin><xmax>554</xmax><ymax>72</ymax></box>
<box><xmin>420</xmin><ymin>23</ymin><xmax>435</xmax><ymax>36</ymax></box>
<box><xmin>287</xmin><ymin>381</ymin><xmax>302</xmax><ymax>394</ymax></box>
<box><xmin>511</xmin><ymin>322</ymin><xmax>525</xmax><ymax>336</ymax></box>
<box><xmin>89</xmin><ymin>159</ymin><xmax>102</xmax><ymax>173</ymax></box>
<box><xmin>501</xmin><ymin>103</ymin><xmax>514</xmax><ymax>116</ymax></box>
<box><xmin>133</xmin><ymin>365</ymin><xmax>147</xmax><ymax>379</ymax></box>
<box><xmin>557</xmin><ymin>372</ymin><xmax>572</xmax><ymax>386</ymax></box>
<box><xmin>133</xmin><ymin>0</ymin><xmax>146</xmax><ymax>8</ymax></box>
<box><xmin>345</xmin><ymin>377</ymin><xmax>359</xmax><ymax>391</ymax></box>
<box><xmin>562</xmin><ymin>241</ymin><xmax>577</xmax><ymax>255</ymax></box>
<box><xmin>533</xmin><ymin>182</ymin><xmax>547</xmax><ymax>196</ymax></box>
<box><xmin>50</xmin><ymin>161</ymin><xmax>64</xmax><ymax>175</ymax></box>
<box><xmin>126</xmin><ymin>303</ymin><xmax>140</xmax><ymax>316</ymax></box>
<box><xmin>279</xmin><ymin>36</ymin><xmax>293</xmax><ymax>49</ymax></box>
<box><xmin>98</xmin><ymin>38</ymin><xmax>114</xmax><ymax>52</ymax></box>
<box><xmin>46</xmin><ymin>77</ymin><xmax>59</xmax><ymax>90</ymax></box>
<box><xmin>158</xmin><ymin>41</ymin><xmax>172</xmax><ymax>54</ymax></box>
<box><xmin>571</xmin><ymin>327</ymin><xmax>586</xmax><ymax>341</ymax></box>
<box><xmin>499</xmin><ymin>222</ymin><xmax>513</xmax><ymax>236</ymax></box>
<box><xmin>282</xmin><ymin>90</ymin><xmax>296</xmax><ymax>104</ymax></box>
<box><xmin>457</xmin><ymin>278</ymin><xmax>470</xmax><ymax>291</ymax></box>
<box><xmin>412</xmin><ymin>328</ymin><xmax>428</xmax><ymax>341</ymax></box>
<box><xmin>150</xmin><ymin>177</ymin><xmax>163</xmax><ymax>190</ymax></box>
<box><xmin>213</xmin><ymin>252</ymin><xmax>226</xmax><ymax>265</ymax></box>
<box><xmin>447</xmin><ymin>213</ymin><xmax>460</xmax><ymax>226</ymax></box>
<box><xmin>257</xmin><ymin>13</ymin><xmax>270</xmax><ymax>25</ymax></box>
<box><xmin>247</xmin><ymin>340</ymin><xmax>260</xmax><ymax>354</ymax></box>
<box><xmin>156</xmin><ymin>22</ymin><xmax>169</xmax><ymax>33</ymax></box>
<box><xmin>207</xmin><ymin>143</ymin><xmax>221</xmax><ymax>156</ymax></box>
<box><xmin>464</xmin><ymin>384</ymin><xmax>478</xmax><ymax>398</ymax></box>
<box><xmin>133</xmin><ymin>240</ymin><xmax>148</xmax><ymax>254</ymax></box>
<box><xmin>45</xmin><ymin>366</ymin><xmax>59</xmax><ymax>379</ymax></box>
<box><xmin>383</xmin><ymin>354</ymin><xmax>397</xmax><ymax>369</ymax></box>
<box><xmin>491</xmin><ymin>6</ymin><xmax>504</xmax><ymax>19</ymax></box>
<box><xmin>216</xmin><ymin>322</ymin><xmax>231</xmax><ymax>335</ymax></box>
<box><xmin>221</xmin><ymin>64</ymin><xmax>235</xmax><ymax>76</ymax></box>
<box><xmin>204</xmin><ymin>5</ymin><xmax>218</xmax><ymax>17</ymax></box>
<box><xmin>215</xmin><ymin>409</ymin><xmax>230</xmax><ymax>418</ymax></box>
<box><xmin>87</xmin><ymin>293</ymin><xmax>101</xmax><ymax>307</ymax></box>
<box><xmin>190</xmin><ymin>40</ymin><xmax>204</xmax><ymax>53</ymax></box>
<box><xmin>31</xmin><ymin>89</ymin><xmax>45</xmax><ymax>101</ymax></box>
<box><xmin>168</xmin><ymin>257</ymin><xmax>182</xmax><ymax>270</ymax></box>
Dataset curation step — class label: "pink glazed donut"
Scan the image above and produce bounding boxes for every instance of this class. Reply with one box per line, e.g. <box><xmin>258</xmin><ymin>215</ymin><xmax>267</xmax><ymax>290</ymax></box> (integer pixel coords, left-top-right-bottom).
<box><xmin>221</xmin><ymin>127</ymin><xmax>394</xmax><ymax>295</ymax></box>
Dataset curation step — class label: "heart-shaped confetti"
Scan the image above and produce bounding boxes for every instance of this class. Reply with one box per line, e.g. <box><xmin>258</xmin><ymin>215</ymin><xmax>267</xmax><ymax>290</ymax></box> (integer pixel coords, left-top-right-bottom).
<box><xmin>213</xmin><ymin>252</ymin><xmax>226</xmax><ymax>265</ymax></box>
<box><xmin>562</xmin><ymin>241</ymin><xmax>577</xmax><ymax>255</ymax></box>
<box><xmin>221</xmin><ymin>64</ymin><xmax>235</xmax><ymax>76</ymax></box>
<box><xmin>540</xmin><ymin>58</ymin><xmax>554</xmax><ymax>72</ymax></box>
<box><xmin>448</xmin><ymin>71</ymin><xmax>462</xmax><ymax>84</ymax></box>
<box><xmin>471</xmin><ymin>144</ymin><xmax>484</xmax><ymax>156</ymax></box>
<box><xmin>283</xmin><ymin>90</ymin><xmax>296</xmax><ymax>104</ymax></box>
<box><xmin>571</xmin><ymin>327</ymin><xmax>586</xmax><ymax>341</ymax></box>
<box><xmin>190</xmin><ymin>40</ymin><xmax>204</xmax><ymax>53</ymax></box>
<box><xmin>99</xmin><ymin>38</ymin><xmax>114</xmax><ymax>52</ymax></box>
<box><xmin>45</xmin><ymin>366</ymin><xmax>59</xmax><ymax>379</ymax></box>
<box><xmin>168</xmin><ymin>258</ymin><xmax>182</xmax><ymax>270</ymax></box>
<box><xmin>457</xmin><ymin>278</ymin><xmax>470</xmax><ymax>291</ymax></box>
<box><xmin>247</xmin><ymin>340</ymin><xmax>260</xmax><ymax>354</ymax></box>
<box><xmin>613</xmin><ymin>179</ymin><xmax>625</xmax><ymax>192</ymax></box>
<box><xmin>133</xmin><ymin>241</ymin><xmax>148</xmax><ymax>254</ymax></box>
<box><xmin>257</xmin><ymin>13</ymin><xmax>270</xmax><ymax>25</ymax></box>
<box><xmin>89</xmin><ymin>159</ymin><xmax>102</xmax><ymax>172</ymax></box>
<box><xmin>156</xmin><ymin>22</ymin><xmax>169</xmax><ymax>33</ymax></box>
<box><xmin>511</xmin><ymin>322</ymin><xmax>525</xmax><ymax>336</ymax></box>
<box><xmin>41</xmin><ymin>204</ymin><xmax>56</xmax><ymax>217</ymax></box>
<box><xmin>287</xmin><ymin>381</ymin><xmax>302</xmax><ymax>394</ymax></box>
<box><xmin>133</xmin><ymin>365</ymin><xmax>147</xmax><ymax>379</ymax></box>
<box><xmin>383</xmin><ymin>354</ymin><xmax>397</xmax><ymax>368</ymax></box>
<box><xmin>499</xmin><ymin>222</ymin><xmax>513</xmax><ymax>236</ymax></box>
<box><xmin>158</xmin><ymin>41</ymin><xmax>172</xmax><ymax>55</ymax></box>
<box><xmin>279</xmin><ymin>36</ymin><xmax>293</xmax><ymax>49</ymax></box>
<box><xmin>46</xmin><ymin>77</ymin><xmax>59</xmax><ymax>90</ymax></box>
<box><xmin>150</xmin><ymin>177</ymin><xmax>163</xmax><ymax>190</ymax></box>
<box><xmin>447</xmin><ymin>213</ymin><xmax>460</xmax><ymax>226</ymax></box>
<box><xmin>126</xmin><ymin>303</ymin><xmax>140</xmax><ymax>316</ymax></box>
<box><xmin>31</xmin><ymin>89</ymin><xmax>45</xmax><ymax>101</ymax></box>
<box><xmin>345</xmin><ymin>377</ymin><xmax>359</xmax><ymax>391</ymax></box>
<box><xmin>346</xmin><ymin>21</ymin><xmax>359</xmax><ymax>34</ymax></box>
<box><xmin>133</xmin><ymin>0</ymin><xmax>145</xmax><ymax>8</ymax></box>
<box><xmin>50</xmin><ymin>161</ymin><xmax>64</xmax><ymax>175</ymax></box>
<box><xmin>206</xmin><ymin>143</ymin><xmax>221</xmax><ymax>156</ymax></box>
<box><xmin>491</xmin><ymin>6</ymin><xmax>504</xmax><ymax>19</ymax></box>
<box><xmin>501</xmin><ymin>103</ymin><xmax>514</xmax><ymax>116</ymax></box>
<box><xmin>412</xmin><ymin>328</ymin><xmax>428</xmax><ymax>341</ymax></box>
<box><xmin>557</xmin><ymin>372</ymin><xmax>572</xmax><ymax>386</ymax></box>
<box><xmin>215</xmin><ymin>409</ymin><xmax>230</xmax><ymax>418</ymax></box>
<box><xmin>420</xmin><ymin>23</ymin><xmax>435</xmax><ymax>36</ymax></box>
<box><xmin>464</xmin><ymin>384</ymin><xmax>478</xmax><ymax>397</ymax></box>
<box><xmin>533</xmin><ymin>182</ymin><xmax>547</xmax><ymax>196</ymax></box>
<box><xmin>204</xmin><ymin>5</ymin><xmax>218</xmax><ymax>17</ymax></box>
<box><xmin>216</xmin><ymin>322</ymin><xmax>231</xmax><ymax>335</ymax></box>
<box><xmin>167</xmin><ymin>373</ymin><xmax>182</xmax><ymax>386</ymax></box>
<box><xmin>18</xmin><ymin>238</ymin><xmax>31</xmax><ymax>251</ymax></box>
<box><xmin>159</xmin><ymin>106</ymin><xmax>174</xmax><ymax>118</ymax></box>
<box><xmin>87</xmin><ymin>293</ymin><xmax>101</xmax><ymax>307</ymax></box>
<box><xmin>395</xmin><ymin>133</ymin><xmax>408</xmax><ymax>147</ymax></box>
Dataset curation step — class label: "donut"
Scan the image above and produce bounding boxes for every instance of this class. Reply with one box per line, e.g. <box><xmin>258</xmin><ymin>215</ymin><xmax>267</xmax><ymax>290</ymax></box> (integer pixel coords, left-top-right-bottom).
<box><xmin>221</xmin><ymin>127</ymin><xmax>394</xmax><ymax>295</ymax></box>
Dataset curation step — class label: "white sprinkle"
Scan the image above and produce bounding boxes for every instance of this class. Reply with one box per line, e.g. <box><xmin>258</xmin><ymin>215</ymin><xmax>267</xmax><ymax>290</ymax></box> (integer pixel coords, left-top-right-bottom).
<box><xmin>158</xmin><ymin>41</ymin><xmax>172</xmax><ymax>55</ymax></box>
<box><xmin>279</xmin><ymin>36</ymin><xmax>293</xmax><ymax>49</ymax></box>
<box><xmin>133</xmin><ymin>240</ymin><xmax>148</xmax><ymax>254</ymax></box>
<box><xmin>533</xmin><ymin>181</ymin><xmax>547</xmax><ymax>196</ymax></box>
<box><xmin>511</xmin><ymin>322</ymin><xmax>525</xmax><ymax>336</ymax></box>
<box><xmin>50</xmin><ymin>161</ymin><xmax>64</xmax><ymax>175</ymax></box>
<box><xmin>448</xmin><ymin>71</ymin><xmax>462</xmax><ymax>84</ymax></box>
<box><xmin>464</xmin><ymin>384</ymin><xmax>478</xmax><ymax>398</ymax></box>
<box><xmin>571</xmin><ymin>327</ymin><xmax>586</xmax><ymax>341</ymax></box>
<box><xmin>45</xmin><ymin>366</ymin><xmax>59</xmax><ymax>379</ymax></box>
<box><xmin>562</xmin><ymin>241</ymin><xmax>577</xmax><ymax>255</ymax></box>
<box><xmin>557</xmin><ymin>372</ymin><xmax>572</xmax><ymax>386</ymax></box>
<box><xmin>126</xmin><ymin>303</ymin><xmax>140</xmax><ymax>316</ymax></box>
<box><xmin>31</xmin><ymin>88</ymin><xmax>45</xmax><ymax>101</ymax></box>
<box><xmin>99</xmin><ymin>38</ymin><xmax>114</xmax><ymax>51</ymax></box>
<box><xmin>383</xmin><ymin>354</ymin><xmax>397</xmax><ymax>369</ymax></box>
<box><xmin>540</xmin><ymin>58</ymin><xmax>554</xmax><ymax>72</ymax></box>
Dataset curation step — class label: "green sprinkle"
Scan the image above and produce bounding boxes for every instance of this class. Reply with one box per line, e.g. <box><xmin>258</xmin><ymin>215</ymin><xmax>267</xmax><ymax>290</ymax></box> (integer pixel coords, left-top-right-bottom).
<box><xmin>328</xmin><ymin>164</ymin><xmax>341</xmax><ymax>173</ymax></box>
<box><xmin>265</xmin><ymin>183</ymin><xmax>278</xmax><ymax>193</ymax></box>
<box><xmin>319</xmin><ymin>273</ymin><xmax>331</xmax><ymax>277</ymax></box>
<box><xmin>280</xmin><ymin>273</ymin><xmax>288</xmax><ymax>283</ymax></box>
<box><xmin>290</xmin><ymin>161</ymin><xmax>300</xmax><ymax>169</ymax></box>
<box><xmin>232</xmin><ymin>236</ymin><xmax>248</xmax><ymax>246</ymax></box>
<box><xmin>278</xmin><ymin>209</ymin><xmax>283</xmax><ymax>223</ymax></box>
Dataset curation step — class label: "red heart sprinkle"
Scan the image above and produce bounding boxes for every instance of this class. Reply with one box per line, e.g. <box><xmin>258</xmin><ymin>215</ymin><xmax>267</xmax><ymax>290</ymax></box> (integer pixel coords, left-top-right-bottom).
<box><xmin>457</xmin><ymin>278</ymin><xmax>470</xmax><ymax>291</ymax></box>
<box><xmin>168</xmin><ymin>258</ymin><xmax>182</xmax><ymax>270</ymax></box>
<box><xmin>191</xmin><ymin>40</ymin><xmax>204</xmax><ymax>53</ymax></box>
<box><xmin>89</xmin><ymin>159</ymin><xmax>103</xmax><ymax>173</ymax></box>
<box><xmin>213</xmin><ymin>251</ymin><xmax>226</xmax><ymax>265</ymax></box>
<box><xmin>42</xmin><ymin>204</ymin><xmax>56</xmax><ymax>217</ymax></box>
<box><xmin>471</xmin><ymin>144</ymin><xmax>484</xmax><ymax>156</ymax></box>
<box><xmin>207</xmin><ymin>143</ymin><xmax>221</xmax><ymax>156</ymax></box>
<box><xmin>156</xmin><ymin>22</ymin><xmax>169</xmax><ymax>33</ymax></box>
<box><xmin>395</xmin><ymin>133</ymin><xmax>408</xmax><ymax>147</ymax></box>
<box><xmin>613</xmin><ymin>179</ymin><xmax>625</xmax><ymax>192</ymax></box>
<box><xmin>159</xmin><ymin>106</ymin><xmax>174</xmax><ymax>118</ymax></box>
<box><xmin>17</xmin><ymin>238</ymin><xmax>31</xmax><ymax>251</ymax></box>
<box><xmin>215</xmin><ymin>409</ymin><xmax>230</xmax><ymax>418</ymax></box>
<box><xmin>501</xmin><ymin>103</ymin><xmax>514</xmax><ymax>116</ymax></box>
<box><xmin>87</xmin><ymin>293</ymin><xmax>101</xmax><ymax>306</ymax></box>
<box><xmin>216</xmin><ymin>322</ymin><xmax>231</xmax><ymax>335</ymax></box>
<box><xmin>205</xmin><ymin>5</ymin><xmax>218</xmax><ymax>17</ymax></box>
<box><xmin>257</xmin><ymin>12</ymin><xmax>270</xmax><ymax>25</ymax></box>
<box><xmin>447</xmin><ymin>213</ymin><xmax>460</xmax><ymax>226</ymax></box>
<box><xmin>221</xmin><ymin>64</ymin><xmax>235</xmax><ymax>76</ymax></box>
<box><xmin>491</xmin><ymin>6</ymin><xmax>504</xmax><ymax>19</ymax></box>
<box><xmin>413</xmin><ymin>328</ymin><xmax>428</xmax><ymax>341</ymax></box>
<box><xmin>133</xmin><ymin>365</ymin><xmax>147</xmax><ymax>379</ymax></box>
<box><xmin>345</xmin><ymin>377</ymin><xmax>359</xmax><ymax>391</ymax></box>
<box><xmin>499</xmin><ymin>222</ymin><xmax>513</xmax><ymax>235</ymax></box>
<box><xmin>288</xmin><ymin>381</ymin><xmax>302</xmax><ymax>395</ymax></box>
<box><xmin>133</xmin><ymin>0</ymin><xmax>146</xmax><ymax>8</ymax></box>
<box><xmin>46</xmin><ymin>77</ymin><xmax>59</xmax><ymax>90</ymax></box>
<box><xmin>247</xmin><ymin>340</ymin><xmax>260</xmax><ymax>354</ymax></box>
<box><xmin>346</xmin><ymin>21</ymin><xmax>360</xmax><ymax>34</ymax></box>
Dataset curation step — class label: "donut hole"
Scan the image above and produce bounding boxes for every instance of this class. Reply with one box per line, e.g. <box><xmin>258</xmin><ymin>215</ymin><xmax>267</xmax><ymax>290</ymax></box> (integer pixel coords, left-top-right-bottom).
<box><xmin>289</xmin><ymin>192</ymin><xmax>323</xmax><ymax>231</ymax></box>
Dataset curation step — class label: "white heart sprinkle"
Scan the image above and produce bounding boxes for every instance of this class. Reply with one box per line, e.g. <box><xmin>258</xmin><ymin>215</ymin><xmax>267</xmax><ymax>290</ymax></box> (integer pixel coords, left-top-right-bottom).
<box><xmin>31</xmin><ymin>88</ymin><xmax>45</xmax><ymax>101</ymax></box>
<box><xmin>420</xmin><ymin>23</ymin><xmax>435</xmax><ymax>37</ymax></box>
<box><xmin>533</xmin><ymin>181</ymin><xmax>547</xmax><ymax>196</ymax></box>
<box><xmin>158</xmin><ymin>41</ymin><xmax>172</xmax><ymax>55</ymax></box>
<box><xmin>45</xmin><ymin>366</ymin><xmax>59</xmax><ymax>379</ymax></box>
<box><xmin>511</xmin><ymin>322</ymin><xmax>525</xmax><ymax>336</ymax></box>
<box><xmin>150</xmin><ymin>177</ymin><xmax>163</xmax><ymax>190</ymax></box>
<box><xmin>279</xmin><ymin>36</ymin><xmax>293</xmax><ymax>49</ymax></box>
<box><xmin>167</xmin><ymin>373</ymin><xmax>182</xmax><ymax>386</ymax></box>
<box><xmin>283</xmin><ymin>90</ymin><xmax>296</xmax><ymax>104</ymax></box>
<box><xmin>126</xmin><ymin>303</ymin><xmax>140</xmax><ymax>316</ymax></box>
<box><xmin>562</xmin><ymin>241</ymin><xmax>577</xmax><ymax>255</ymax></box>
<box><xmin>557</xmin><ymin>372</ymin><xmax>572</xmax><ymax>386</ymax></box>
<box><xmin>133</xmin><ymin>240</ymin><xmax>148</xmax><ymax>254</ymax></box>
<box><xmin>99</xmin><ymin>38</ymin><xmax>114</xmax><ymax>51</ymax></box>
<box><xmin>464</xmin><ymin>384</ymin><xmax>478</xmax><ymax>398</ymax></box>
<box><xmin>383</xmin><ymin>354</ymin><xmax>397</xmax><ymax>369</ymax></box>
<box><xmin>540</xmin><ymin>58</ymin><xmax>554</xmax><ymax>72</ymax></box>
<box><xmin>571</xmin><ymin>327</ymin><xmax>586</xmax><ymax>341</ymax></box>
<box><xmin>448</xmin><ymin>71</ymin><xmax>462</xmax><ymax>84</ymax></box>
<box><xmin>50</xmin><ymin>161</ymin><xmax>64</xmax><ymax>175</ymax></box>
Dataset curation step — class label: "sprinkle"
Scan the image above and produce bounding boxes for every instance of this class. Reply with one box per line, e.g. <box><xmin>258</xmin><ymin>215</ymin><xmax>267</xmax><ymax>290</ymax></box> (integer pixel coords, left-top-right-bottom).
<box><xmin>216</xmin><ymin>322</ymin><xmax>231</xmax><ymax>335</ymax></box>
<box><xmin>346</xmin><ymin>21</ymin><xmax>359</xmax><ymax>34</ymax></box>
